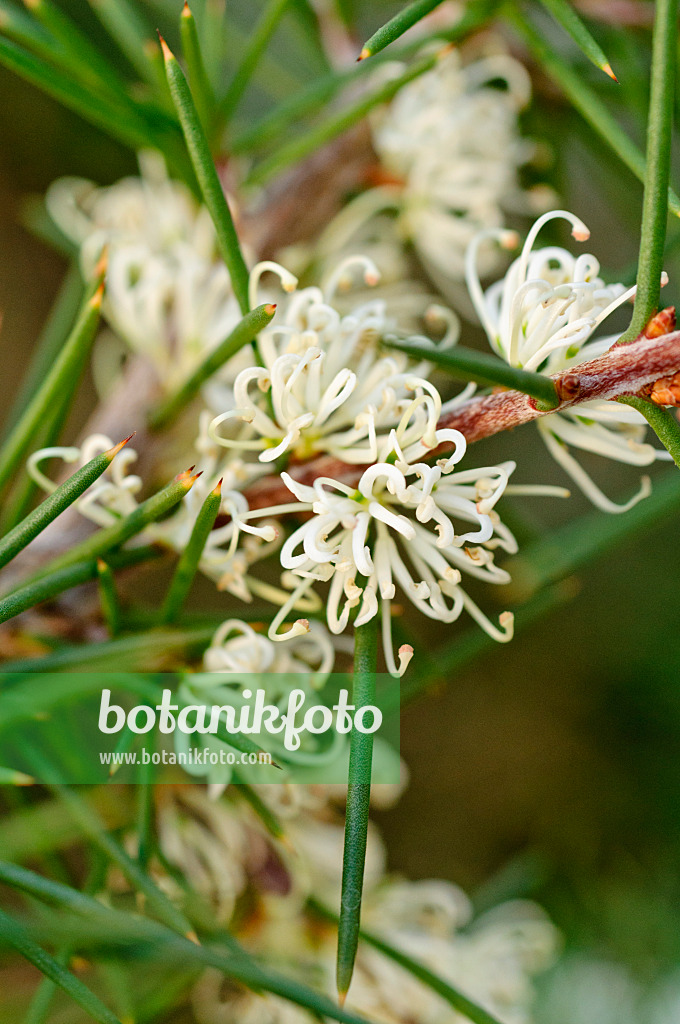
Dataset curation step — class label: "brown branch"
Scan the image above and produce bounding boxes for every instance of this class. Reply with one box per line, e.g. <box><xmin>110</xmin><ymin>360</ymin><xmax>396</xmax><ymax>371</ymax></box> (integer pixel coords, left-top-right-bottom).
<box><xmin>244</xmin><ymin>324</ymin><xmax>680</xmax><ymax>508</ymax></box>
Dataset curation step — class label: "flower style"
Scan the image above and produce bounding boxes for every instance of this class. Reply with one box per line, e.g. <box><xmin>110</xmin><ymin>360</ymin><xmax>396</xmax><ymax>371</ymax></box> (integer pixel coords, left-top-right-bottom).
<box><xmin>466</xmin><ymin>210</ymin><xmax>672</xmax><ymax>512</ymax></box>
<box><xmin>207</xmin><ymin>256</ymin><xmax>461</xmax><ymax>467</ymax></box>
<box><xmin>330</xmin><ymin>47</ymin><xmax>550</xmax><ymax>294</ymax></box>
<box><xmin>28</xmin><ymin>433</ymin><xmax>142</xmax><ymax>527</ymax></box>
<box><xmin>262</xmin><ymin>427</ymin><xmax>518</xmax><ymax>677</ymax></box>
<box><xmin>46</xmin><ymin>151</ymin><xmax>243</xmax><ymax>388</ymax></box>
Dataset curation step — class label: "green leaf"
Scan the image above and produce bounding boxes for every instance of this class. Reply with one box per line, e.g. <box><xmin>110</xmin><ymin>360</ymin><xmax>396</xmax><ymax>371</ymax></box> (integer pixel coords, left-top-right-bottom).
<box><xmin>23</xmin><ymin>0</ymin><xmax>133</xmax><ymax>101</ymax></box>
<box><xmin>0</xmin><ymin>282</ymin><xmax>103</xmax><ymax>499</ymax></box>
<box><xmin>384</xmin><ymin>337</ymin><xmax>560</xmax><ymax>408</ymax></box>
<box><xmin>537</xmin><ymin>0</ymin><xmax>617</xmax><ymax>79</ymax></box>
<box><xmin>618</xmin><ymin>398</ymin><xmax>680</xmax><ymax>468</ymax></box>
<box><xmin>218</xmin><ymin>0</ymin><xmax>291</xmax><ymax>125</ymax></box>
<box><xmin>0</xmin><ymin>435</ymin><xmax>134</xmax><ymax>571</ymax></box>
<box><xmin>359</xmin><ymin>0</ymin><xmax>445</xmax><ymax>60</ymax></box>
<box><xmin>2</xmin><ymin>263</ymin><xmax>84</xmax><ymax>441</ymax></box>
<box><xmin>24</xmin><ymin>469</ymin><xmax>199</xmax><ymax>584</ymax></box>
<box><xmin>161</xmin><ymin>479</ymin><xmax>222</xmax><ymax>624</ymax></box>
<box><xmin>162</xmin><ymin>35</ymin><xmax>251</xmax><ymax>314</ymax></box>
<box><xmin>25</xmin><ymin>748</ymin><xmax>198</xmax><ymax>942</ymax></box>
<box><xmin>510</xmin><ymin>11</ymin><xmax>680</xmax><ymax>219</ymax></box>
<box><xmin>0</xmin><ymin>861</ymin><xmax>384</xmax><ymax>1024</ymax></box>
<box><xmin>0</xmin><ymin>31</ymin><xmax>165</xmax><ymax>154</ymax></box>
<box><xmin>0</xmin><ymin>624</ymin><xmax>217</xmax><ymax>673</ymax></box>
<box><xmin>96</xmin><ymin>558</ymin><xmax>121</xmax><ymax>637</ymax></box>
<box><xmin>311</xmin><ymin>897</ymin><xmax>504</xmax><ymax>1024</ymax></box>
<box><xmin>231</xmin><ymin>0</ymin><xmax>496</xmax><ymax>155</ymax></box>
<box><xmin>85</xmin><ymin>0</ymin><xmax>158</xmax><ymax>89</ymax></box>
<box><xmin>0</xmin><ymin>546</ymin><xmax>158</xmax><ymax>626</ymax></box>
<box><xmin>180</xmin><ymin>1</ymin><xmax>216</xmax><ymax>135</ymax></box>
<box><xmin>232</xmin><ymin>773</ymin><xmax>288</xmax><ymax>841</ymax></box>
<box><xmin>0</xmin><ymin>907</ymin><xmax>123</xmax><ymax>1024</ymax></box>
<box><xmin>148</xmin><ymin>303</ymin><xmax>277</xmax><ymax>429</ymax></box>
<box><xmin>336</xmin><ymin>616</ymin><xmax>378</xmax><ymax>1002</ymax></box>
<box><xmin>245</xmin><ymin>49</ymin><xmax>438</xmax><ymax>186</ymax></box>
<box><xmin>619</xmin><ymin>0</ymin><xmax>678</xmax><ymax>340</ymax></box>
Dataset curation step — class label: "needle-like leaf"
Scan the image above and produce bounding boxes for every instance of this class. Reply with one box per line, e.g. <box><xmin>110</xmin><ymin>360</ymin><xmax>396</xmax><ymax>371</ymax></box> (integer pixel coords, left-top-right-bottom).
<box><xmin>148</xmin><ymin>303</ymin><xmax>277</xmax><ymax>430</ymax></box>
<box><xmin>0</xmin><ymin>908</ymin><xmax>123</xmax><ymax>1024</ymax></box>
<box><xmin>313</xmin><ymin>897</ymin><xmax>504</xmax><ymax>1024</ymax></box>
<box><xmin>0</xmin><ymin>546</ymin><xmax>157</xmax><ymax>626</ymax></box>
<box><xmin>619</xmin><ymin>0</ymin><xmax>678</xmax><ymax>338</ymax></box>
<box><xmin>0</xmin><ymin>435</ymin><xmax>134</xmax><ymax>571</ymax></box>
<box><xmin>161</xmin><ymin>35</ymin><xmax>251</xmax><ymax>314</ymax></box>
<box><xmin>0</xmin><ymin>281</ymin><xmax>103</xmax><ymax>499</ymax></box>
<box><xmin>26</xmin><ymin>469</ymin><xmax>201</xmax><ymax>584</ymax></box>
<box><xmin>96</xmin><ymin>559</ymin><xmax>121</xmax><ymax>637</ymax></box>
<box><xmin>231</xmin><ymin>0</ymin><xmax>495</xmax><ymax>155</ymax></box>
<box><xmin>161</xmin><ymin>478</ymin><xmax>222</xmax><ymax>623</ymax></box>
<box><xmin>85</xmin><ymin>0</ymin><xmax>158</xmax><ymax>89</ymax></box>
<box><xmin>358</xmin><ymin>0</ymin><xmax>445</xmax><ymax>60</ymax></box>
<box><xmin>336</xmin><ymin>615</ymin><xmax>378</xmax><ymax>1004</ymax></box>
<box><xmin>510</xmin><ymin>12</ymin><xmax>680</xmax><ymax>218</ymax></box>
<box><xmin>180</xmin><ymin>2</ymin><xmax>215</xmax><ymax>135</ymax></box>
<box><xmin>384</xmin><ymin>337</ymin><xmax>560</xmax><ymax>408</ymax></box>
<box><xmin>537</xmin><ymin>0</ymin><xmax>617</xmax><ymax>79</ymax></box>
<box><xmin>245</xmin><ymin>49</ymin><xmax>439</xmax><ymax>186</ymax></box>
<box><xmin>219</xmin><ymin>0</ymin><xmax>291</xmax><ymax>125</ymax></box>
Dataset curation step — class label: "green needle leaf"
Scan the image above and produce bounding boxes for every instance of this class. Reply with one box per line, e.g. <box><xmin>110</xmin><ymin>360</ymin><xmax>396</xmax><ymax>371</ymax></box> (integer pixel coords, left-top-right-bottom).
<box><xmin>614</xmin><ymin>0</ymin><xmax>680</xmax><ymax>462</ymax></box>
<box><xmin>219</xmin><ymin>0</ymin><xmax>291</xmax><ymax>125</ymax></box>
<box><xmin>537</xmin><ymin>0</ymin><xmax>617</xmax><ymax>79</ymax></box>
<box><xmin>231</xmin><ymin>0</ymin><xmax>496</xmax><ymax>156</ymax></box>
<box><xmin>0</xmin><ymin>435</ymin><xmax>134</xmax><ymax>571</ymax></box>
<box><xmin>384</xmin><ymin>337</ymin><xmax>560</xmax><ymax>408</ymax></box>
<box><xmin>245</xmin><ymin>49</ymin><xmax>439</xmax><ymax>187</ymax></box>
<box><xmin>22</xmin><ymin>0</ymin><xmax>132</xmax><ymax>99</ymax></box>
<box><xmin>0</xmin><ymin>281</ymin><xmax>103</xmax><ymax>500</ymax></box>
<box><xmin>617</xmin><ymin>397</ymin><xmax>680</xmax><ymax>468</ymax></box>
<box><xmin>336</xmin><ymin>616</ymin><xmax>378</xmax><ymax>1004</ymax></box>
<box><xmin>26</xmin><ymin>468</ymin><xmax>201</xmax><ymax>583</ymax></box>
<box><xmin>358</xmin><ymin>0</ymin><xmax>445</xmax><ymax>60</ymax></box>
<box><xmin>0</xmin><ymin>907</ymin><xmax>123</xmax><ymax>1024</ymax></box>
<box><xmin>148</xmin><ymin>303</ymin><xmax>277</xmax><ymax>430</ymax></box>
<box><xmin>85</xmin><ymin>0</ymin><xmax>158</xmax><ymax>89</ymax></box>
<box><xmin>0</xmin><ymin>32</ymin><xmax>169</xmax><ymax>155</ymax></box>
<box><xmin>510</xmin><ymin>12</ymin><xmax>680</xmax><ymax>219</ymax></box>
<box><xmin>312</xmin><ymin>898</ymin><xmax>504</xmax><ymax>1024</ymax></box>
<box><xmin>96</xmin><ymin>558</ymin><xmax>121</xmax><ymax>637</ymax></box>
<box><xmin>0</xmin><ymin>860</ymin><xmax>383</xmax><ymax>1024</ymax></box>
<box><xmin>161</xmin><ymin>478</ymin><xmax>222</xmax><ymax>623</ymax></box>
<box><xmin>0</xmin><ymin>546</ymin><xmax>157</xmax><ymax>626</ymax></box>
<box><xmin>619</xmin><ymin>0</ymin><xmax>678</xmax><ymax>340</ymax></box>
<box><xmin>232</xmin><ymin>772</ymin><xmax>288</xmax><ymax>842</ymax></box>
<box><xmin>180</xmin><ymin>2</ymin><xmax>216</xmax><ymax>135</ymax></box>
<box><xmin>0</xmin><ymin>766</ymin><xmax>34</xmax><ymax>785</ymax></box>
<box><xmin>161</xmin><ymin>34</ymin><xmax>251</xmax><ymax>315</ymax></box>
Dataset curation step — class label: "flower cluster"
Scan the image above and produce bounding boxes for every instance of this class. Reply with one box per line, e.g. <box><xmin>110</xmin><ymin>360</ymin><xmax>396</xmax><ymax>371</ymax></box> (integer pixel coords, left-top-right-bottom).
<box><xmin>315</xmin><ymin>45</ymin><xmax>550</xmax><ymax>303</ymax></box>
<box><xmin>47</xmin><ymin>151</ymin><xmax>243</xmax><ymax>389</ymax></box>
<box><xmin>466</xmin><ymin>210</ymin><xmax>671</xmax><ymax>512</ymax></box>
<box><xmin>136</xmin><ymin>767</ymin><xmax>558</xmax><ymax>1024</ymax></box>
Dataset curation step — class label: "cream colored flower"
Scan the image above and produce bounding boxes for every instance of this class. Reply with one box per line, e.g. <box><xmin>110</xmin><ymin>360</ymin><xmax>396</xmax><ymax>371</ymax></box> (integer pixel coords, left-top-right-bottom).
<box><xmin>466</xmin><ymin>210</ymin><xmax>671</xmax><ymax>512</ymax></box>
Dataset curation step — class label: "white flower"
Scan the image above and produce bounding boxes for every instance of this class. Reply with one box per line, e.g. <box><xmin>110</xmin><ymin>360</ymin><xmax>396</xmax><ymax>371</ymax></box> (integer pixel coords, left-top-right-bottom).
<box><xmin>28</xmin><ymin>433</ymin><xmax>142</xmax><ymax>527</ymax></box>
<box><xmin>330</xmin><ymin>880</ymin><xmax>558</xmax><ymax>1024</ymax></box>
<box><xmin>202</xmin><ymin>618</ymin><xmax>335</xmax><ymax>676</ymax></box>
<box><xmin>207</xmin><ymin>256</ymin><xmax>461</xmax><ymax>467</ymax></box>
<box><xmin>46</xmin><ymin>151</ymin><xmax>243</xmax><ymax>389</ymax></box>
<box><xmin>336</xmin><ymin>47</ymin><xmax>551</xmax><ymax>294</ymax></box>
<box><xmin>263</xmin><ymin>428</ymin><xmax>518</xmax><ymax>676</ymax></box>
<box><xmin>466</xmin><ymin>210</ymin><xmax>671</xmax><ymax>513</ymax></box>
